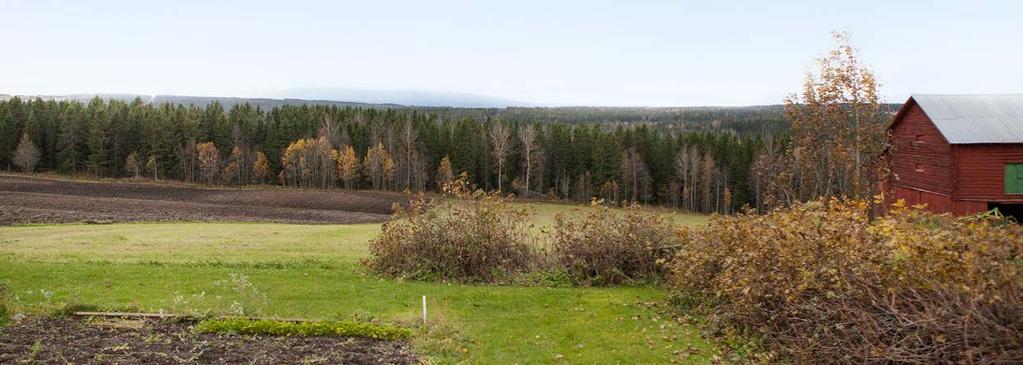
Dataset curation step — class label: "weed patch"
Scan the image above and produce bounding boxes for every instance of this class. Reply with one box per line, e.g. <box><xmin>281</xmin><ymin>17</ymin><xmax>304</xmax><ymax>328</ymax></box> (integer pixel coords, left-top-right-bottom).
<box><xmin>195</xmin><ymin>318</ymin><xmax>413</xmax><ymax>341</ymax></box>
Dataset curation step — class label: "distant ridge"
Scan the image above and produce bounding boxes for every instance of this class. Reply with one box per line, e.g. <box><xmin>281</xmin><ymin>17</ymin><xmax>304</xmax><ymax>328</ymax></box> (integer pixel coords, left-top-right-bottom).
<box><xmin>0</xmin><ymin>93</ymin><xmax>406</xmax><ymax>110</ymax></box>
<box><xmin>3</xmin><ymin>92</ymin><xmax>794</xmax><ymax>111</ymax></box>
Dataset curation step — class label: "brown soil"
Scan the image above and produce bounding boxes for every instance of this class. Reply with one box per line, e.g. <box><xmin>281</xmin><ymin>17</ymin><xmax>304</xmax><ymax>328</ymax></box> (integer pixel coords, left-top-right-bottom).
<box><xmin>0</xmin><ymin>175</ymin><xmax>405</xmax><ymax>225</ymax></box>
<box><xmin>0</xmin><ymin>317</ymin><xmax>419</xmax><ymax>364</ymax></box>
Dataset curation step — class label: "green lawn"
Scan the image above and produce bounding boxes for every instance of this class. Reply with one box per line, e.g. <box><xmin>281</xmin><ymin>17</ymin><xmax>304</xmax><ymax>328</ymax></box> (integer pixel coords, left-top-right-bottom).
<box><xmin>0</xmin><ymin>205</ymin><xmax>716</xmax><ymax>364</ymax></box>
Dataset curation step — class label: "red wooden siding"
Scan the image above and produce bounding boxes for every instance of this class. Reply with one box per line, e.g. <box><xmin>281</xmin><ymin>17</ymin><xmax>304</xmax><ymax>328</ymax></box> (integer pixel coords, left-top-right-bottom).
<box><xmin>890</xmin><ymin>186</ymin><xmax>988</xmax><ymax>215</ymax></box>
<box><xmin>955</xmin><ymin>144</ymin><xmax>1023</xmax><ymax>202</ymax></box>
<box><xmin>888</xmin><ymin>101</ymin><xmax>954</xmax><ymax>196</ymax></box>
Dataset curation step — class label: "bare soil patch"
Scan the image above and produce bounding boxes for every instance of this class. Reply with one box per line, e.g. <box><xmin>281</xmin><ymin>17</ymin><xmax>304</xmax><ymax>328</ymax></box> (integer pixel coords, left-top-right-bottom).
<box><xmin>0</xmin><ymin>175</ymin><xmax>403</xmax><ymax>225</ymax></box>
<box><xmin>0</xmin><ymin>317</ymin><xmax>418</xmax><ymax>364</ymax></box>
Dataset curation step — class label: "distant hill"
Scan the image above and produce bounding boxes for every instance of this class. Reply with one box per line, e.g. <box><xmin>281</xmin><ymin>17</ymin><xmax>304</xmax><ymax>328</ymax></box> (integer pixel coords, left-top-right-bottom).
<box><xmin>2</xmin><ymin>93</ymin><xmax>403</xmax><ymax>110</ymax></box>
<box><xmin>276</xmin><ymin>87</ymin><xmax>532</xmax><ymax>108</ymax></box>
<box><xmin>152</xmin><ymin>95</ymin><xmax>404</xmax><ymax>110</ymax></box>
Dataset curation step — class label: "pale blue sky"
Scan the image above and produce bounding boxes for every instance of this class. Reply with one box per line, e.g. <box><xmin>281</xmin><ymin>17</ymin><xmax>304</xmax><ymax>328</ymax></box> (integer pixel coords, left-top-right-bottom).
<box><xmin>1</xmin><ymin>0</ymin><xmax>1020</xmax><ymax>106</ymax></box>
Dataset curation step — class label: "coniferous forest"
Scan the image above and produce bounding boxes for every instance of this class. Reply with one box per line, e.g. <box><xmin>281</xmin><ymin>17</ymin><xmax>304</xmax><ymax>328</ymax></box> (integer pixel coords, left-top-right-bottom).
<box><xmin>0</xmin><ymin>96</ymin><xmax>784</xmax><ymax>213</ymax></box>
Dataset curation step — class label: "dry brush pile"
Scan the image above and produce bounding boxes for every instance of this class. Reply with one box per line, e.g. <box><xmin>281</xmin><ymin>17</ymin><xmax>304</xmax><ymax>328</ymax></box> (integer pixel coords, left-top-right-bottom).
<box><xmin>367</xmin><ymin>177</ymin><xmax>674</xmax><ymax>285</ymax></box>
<box><xmin>550</xmin><ymin>202</ymin><xmax>678</xmax><ymax>286</ymax></box>
<box><xmin>366</xmin><ymin>177</ymin><xmax>536</xmax><ymax>282</ymax></box>
<box><xmin>671</xmin><ymin>199</ymin><xmax>1022</xmax><ymax>363</ymax></box>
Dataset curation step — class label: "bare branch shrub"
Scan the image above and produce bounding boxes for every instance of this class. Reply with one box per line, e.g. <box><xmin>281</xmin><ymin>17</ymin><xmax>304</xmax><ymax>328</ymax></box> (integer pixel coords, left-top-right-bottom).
<box><xmin>366</xmin><ymin>174</ymin><xmax>536</xmax><ymax>282</ymax></box>
<box><xmin>550</xmin><ymin>200</ymin><xmax>678</xmax><ymax>285</ymax></box>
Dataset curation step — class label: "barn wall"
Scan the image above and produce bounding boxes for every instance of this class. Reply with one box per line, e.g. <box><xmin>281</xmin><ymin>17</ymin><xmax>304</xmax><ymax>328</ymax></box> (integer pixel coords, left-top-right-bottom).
<box><xmin>956</xmin><ymin>144</ymin><xmax>1023</xmax><ymax>202</ymax></box>
<box><xmin>888</xmin><ymin>102</ymin><xmax>954</xmax><ymax>196</ymax></box>
<box><xmin>890</xmin><ymin>186</ymin><xmax>987</xmax><ymax>216</ymax></box>
<box><xmin>892</xmin><ymin>185</ymin><xmax>953</xmax><ymax>213</ymax></box>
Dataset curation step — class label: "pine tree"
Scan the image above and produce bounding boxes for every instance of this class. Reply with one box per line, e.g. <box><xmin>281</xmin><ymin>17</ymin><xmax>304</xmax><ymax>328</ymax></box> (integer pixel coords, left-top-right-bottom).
<box><xmin>0</xmin><ymin>97</ymin><xmax>23</xmax><ymax>170</ymax></box>
<box><xmin>85</xmin><ymin>97</ymin><xmax>110</xmax><ymax>177</ymax></box>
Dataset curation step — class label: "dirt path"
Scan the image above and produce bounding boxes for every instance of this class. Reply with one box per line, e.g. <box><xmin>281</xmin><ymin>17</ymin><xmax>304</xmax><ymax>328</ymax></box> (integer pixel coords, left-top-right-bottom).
<box><xmin>0</xmin><ymin>317</ymin><xmax>418</xmax><ymax>364</ymax></box>
<box><xmin>0</xmin><ymin>175</ymin><xmax>403</xmax><ymax>225</ymax></box>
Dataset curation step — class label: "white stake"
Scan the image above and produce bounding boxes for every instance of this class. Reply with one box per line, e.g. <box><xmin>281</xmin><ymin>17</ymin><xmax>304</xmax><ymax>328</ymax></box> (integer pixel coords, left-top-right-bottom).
<box><xmin>421</xmin><ymin>295</ymin><xmax>428</xmax><ymax>326</ymax></box>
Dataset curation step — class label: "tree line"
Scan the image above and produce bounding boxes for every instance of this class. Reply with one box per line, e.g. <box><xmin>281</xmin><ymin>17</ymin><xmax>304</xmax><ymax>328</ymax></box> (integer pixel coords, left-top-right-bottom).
<box><xmin>0</xmin><ymin>34</ymin><xmax>887</xmax><ymax>215</ymax></box>
<box><xmin>0</xmin><ymin>96</ymin><xmax>766</xmax><ymax>214</ymax></box>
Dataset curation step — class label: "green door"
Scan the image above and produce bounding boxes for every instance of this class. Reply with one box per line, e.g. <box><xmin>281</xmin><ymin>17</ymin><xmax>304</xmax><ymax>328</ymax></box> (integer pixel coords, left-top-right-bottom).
<box><xmin>1007</xmin><ymin>164</ymin><xmax>1023</xmax><ymax>194</ymax></box>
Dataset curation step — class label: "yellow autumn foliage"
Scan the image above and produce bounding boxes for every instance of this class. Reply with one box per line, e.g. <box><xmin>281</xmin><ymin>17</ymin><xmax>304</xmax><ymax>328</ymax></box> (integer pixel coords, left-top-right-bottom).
<box><xmin>672</xmin><ymin>198</ymin><xmax>1022</xmax><ymax>363</ymax></box>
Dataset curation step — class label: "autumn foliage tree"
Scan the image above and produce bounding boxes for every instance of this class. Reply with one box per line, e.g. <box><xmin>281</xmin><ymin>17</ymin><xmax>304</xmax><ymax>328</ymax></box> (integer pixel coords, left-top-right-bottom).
<box><xmin>282</xmin><ymin>137</ymin><xmax>336</xmax><ymax>188</ymax></box>
<box><xmin>363</xmin><ymin>142</ymin><xmax>395</xmax><ymax>190</ymax></box>
<box><xmin>13</xmin><ymin>133</ymin><xmax>40</xmax><ymax>173</ymax></box>
<box><xmin>252</xmin><ymin>151</ymin><xmax>270</xmax><ymax>184</ymax></box>
<box><xmin>755</xmin><ymin>32</ymin><xmax>888</xmax><ymax>208</ymax></box>
<box><xmin>196</xmin><ymin>141</ymin><xmax>220</xmax><ymax>185</ymax></box>
<box><xmin>435</xmin><ymin>155</ymin><xmax>454</xmax><ymax>191</ymax></box>
<box><xmin>334</xmin><ymin>145</ymin><xmax>360</xmax><ymax>189</ymax></box>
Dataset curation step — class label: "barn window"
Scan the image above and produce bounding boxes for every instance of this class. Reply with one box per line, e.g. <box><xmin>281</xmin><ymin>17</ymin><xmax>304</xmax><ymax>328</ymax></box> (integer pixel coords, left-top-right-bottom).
<box><xmin>915</xmin><ymin>163</ymin><xmax>925</xmax><ymax>172</ymax></box>
<box><xmin>913</xmin><ymin>134</ymin><xmax>926</xmax><ymax>144</ymax></box>
<box><xmin>1006</xmin><ymin>164</ymin><xmax>1023</xmax><ymax>194</ymax></box>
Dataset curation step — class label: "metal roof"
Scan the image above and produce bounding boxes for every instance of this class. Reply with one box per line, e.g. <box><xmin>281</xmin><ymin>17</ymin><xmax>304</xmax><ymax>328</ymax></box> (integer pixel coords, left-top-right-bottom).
<box><xmin>911</xmin><ymin>94</ymin><xmax>1023</xmax><ymax>144</ymax></box>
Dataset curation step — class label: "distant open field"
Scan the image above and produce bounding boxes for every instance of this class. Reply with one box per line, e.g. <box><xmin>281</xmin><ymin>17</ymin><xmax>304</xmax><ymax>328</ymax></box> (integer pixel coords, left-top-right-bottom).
<box><xmin>0</xmin><ymin>174</ymin><xmax>403</xmax><ymax>225</ymax></box>
<box><xmin>0</xmin><ymin>190</ymin><xmax>716</xmax><ymax>363</ymax></box>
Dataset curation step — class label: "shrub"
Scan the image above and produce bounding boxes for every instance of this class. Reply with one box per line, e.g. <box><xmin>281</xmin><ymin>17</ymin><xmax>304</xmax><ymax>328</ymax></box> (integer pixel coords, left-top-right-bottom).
<box><xmin>366</xmin><ymin>176</ymin><xmax>536</xmax><ymax>282</ymax></box>
<box><xmin>671</xmin><ymin>199</ymin><xmax>1023</xmax><ymax>363</ymax></box>
<box><xmin>550</xmin><ymin>202</ymin><xmax>678</xmax><ymax>285</ymax></box>
<box><xmin>195</xmin><ymin>318</ymin><xmax>413</xmax><ymax>340</ymax></box>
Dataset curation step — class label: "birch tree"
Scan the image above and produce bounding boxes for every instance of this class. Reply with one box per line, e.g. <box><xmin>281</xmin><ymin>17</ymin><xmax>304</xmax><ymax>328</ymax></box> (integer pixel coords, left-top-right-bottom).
<box><xmin>759</xmin><ymin>31</ymin><xmax>887</xmax><ymax>207</ymax></box>
<box><xmin>196</xmin><ymin>141</ymin><xmax>220</xmax><ymax>185</ymax></box>
<box><xmin>517</xmin><ymin>124</ymin><xmax>541</xmax><ymax>197</ymax></box>
<box><xmin>335</xmin><ymin>145</ymin><xmax>360</xmax><ymax>189</ymax></box>
<box><xmin>125</xmin><ymin>151</ymin><xmax>141</xmax><ymax>178</ymax></box>
<box><xmin>489</xmin><ymin>122</ymin><xmax>512</xmax><ymax>192</ymax></box>
<box><xmin>252</xmin><ymin>151</ymin><xmax>270</xmax><ymax>184</ymax></box>
<box><xmin>13</xmin><ymin>133</ymin><xmax>40</xmax><ymax>173</ymax></box>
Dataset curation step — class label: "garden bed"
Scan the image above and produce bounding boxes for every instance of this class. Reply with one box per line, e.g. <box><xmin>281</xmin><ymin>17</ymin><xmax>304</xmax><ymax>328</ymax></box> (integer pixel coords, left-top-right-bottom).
<box><xmin>0</xmin><ymin>317</ymin><xmax>418</xmax><ymax>364</ymax></box>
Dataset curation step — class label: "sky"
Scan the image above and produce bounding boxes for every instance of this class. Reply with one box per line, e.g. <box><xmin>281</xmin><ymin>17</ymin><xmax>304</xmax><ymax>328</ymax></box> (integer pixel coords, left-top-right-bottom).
<box><xmin>1</xmin><ymin>0</ymin><xmax>1020</xmax><ymax>107</ymax></box>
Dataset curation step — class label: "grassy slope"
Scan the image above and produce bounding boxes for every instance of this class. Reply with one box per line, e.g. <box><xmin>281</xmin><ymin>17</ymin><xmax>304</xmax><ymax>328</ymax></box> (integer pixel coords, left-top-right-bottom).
<box><xmin>0</xmin><ymin>205</ymin><xmax>715</xmax><ymax>364</ymax></box>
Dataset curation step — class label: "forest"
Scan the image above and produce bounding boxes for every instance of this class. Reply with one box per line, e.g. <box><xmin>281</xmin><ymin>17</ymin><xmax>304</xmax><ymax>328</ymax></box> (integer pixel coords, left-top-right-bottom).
<box><xmin>0</xmin><ymin>96</ymin><xmax>777</xmax><ymax>214</ymax></box>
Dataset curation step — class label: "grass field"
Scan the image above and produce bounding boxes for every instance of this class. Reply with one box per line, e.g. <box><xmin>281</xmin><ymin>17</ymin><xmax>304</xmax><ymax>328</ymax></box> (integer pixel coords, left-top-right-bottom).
<box><xmin>0</xmin><ymin>203</ymin><xmax>716</xmax><ymax>364</ymax></box>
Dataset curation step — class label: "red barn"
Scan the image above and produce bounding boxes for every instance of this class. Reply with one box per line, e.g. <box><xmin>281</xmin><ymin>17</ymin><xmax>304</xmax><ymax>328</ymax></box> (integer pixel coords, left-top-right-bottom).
<box><xmin>887</xmin><ymin>94</ymin><xmax>1023</xmax><ymax>218</ymax></box>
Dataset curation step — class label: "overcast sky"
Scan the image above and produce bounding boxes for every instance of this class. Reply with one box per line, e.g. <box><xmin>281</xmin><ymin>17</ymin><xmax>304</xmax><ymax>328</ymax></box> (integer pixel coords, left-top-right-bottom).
<box><xmin>1</xmin><ymin>0</ymin><xmax>1020</xmax><ymax>106</ymax></box>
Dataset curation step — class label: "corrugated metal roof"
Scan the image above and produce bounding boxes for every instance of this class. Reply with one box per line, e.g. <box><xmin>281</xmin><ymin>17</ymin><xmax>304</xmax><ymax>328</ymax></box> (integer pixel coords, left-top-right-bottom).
<box><xmin>912</xmin><ymin>94</ymin><xmax>1023</xmax><ymax>144</ymax></box>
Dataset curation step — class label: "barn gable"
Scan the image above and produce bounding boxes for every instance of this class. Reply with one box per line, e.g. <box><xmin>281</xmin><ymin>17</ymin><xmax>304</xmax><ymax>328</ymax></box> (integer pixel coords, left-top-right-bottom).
<box><xmin>888</xmin><ymin>99</ymin><xmax>954</xmax><ymax>196</ymax></box>
<box><xmin>887</xmin><ymin>94</ymin><xmax>1023</xmax><ymax>217</ymax></box>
